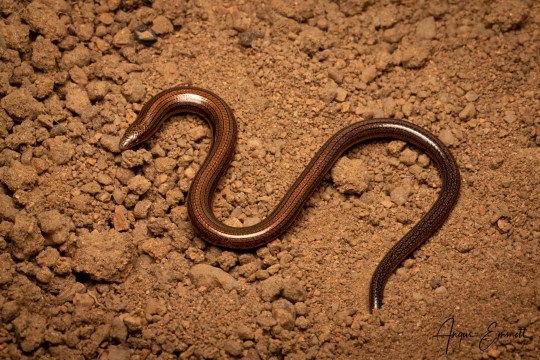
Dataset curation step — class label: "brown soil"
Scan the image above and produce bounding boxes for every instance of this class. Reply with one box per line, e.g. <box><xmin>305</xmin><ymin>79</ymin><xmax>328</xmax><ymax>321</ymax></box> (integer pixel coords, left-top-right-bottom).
<box><xmin>1</xmin><ymin>0</ymin><xmax>539</xmax><ymax>359</ymax></box>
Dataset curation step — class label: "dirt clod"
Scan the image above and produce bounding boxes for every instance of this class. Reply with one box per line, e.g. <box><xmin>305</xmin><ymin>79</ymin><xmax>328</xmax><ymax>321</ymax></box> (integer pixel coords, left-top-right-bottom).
<box><xmin>73</xmin><ymin>230</ymin><xmax>135</xmax><ymax>282</ymax></box>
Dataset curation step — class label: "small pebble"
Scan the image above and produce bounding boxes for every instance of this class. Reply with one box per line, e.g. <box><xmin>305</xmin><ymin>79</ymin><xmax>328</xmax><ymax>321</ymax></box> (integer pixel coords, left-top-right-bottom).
<box><xmin>113</xmin><ymin>27</ymin><xmax>132</xmax><ymax>47</ymax></box>
<box><xmin>80</xmin><ymin>181</ymin><xmax>101</xmax><ymax>194</ymax></box>
<box><xmin>465</xmin><ymin>91</ymin><xmax>479</xmax><ymax>102</ymax></box>
<box><xmin>154</xmin><ymin>157</ymin><xmax>177</xmax><ymax>173</ymax></box>
<box><xmin>328</xmin><ymin>68</ymin><xmax>344</xmax><ymax>84</ymax></box>
<box><xmin>503</xmin><ymin>111</ymin><xmax>516</xmax><ymax>124</ymax></box>
<box><xmin>65</xmin><ymin>83</ymin><xmax>92</xmax><ymax>116</ymax></box>
<box><xmin>272</xmin><ymin>299</ymin><xmax>296</xmax><ymax>330</ymax></box>
<box><xmin>258</xmin><ymin>275</ymin><xmax>283</xmax><ymax>302</ymax></box>
<box><xmin>152</xmin><ymin>15</ymin><xmax>174</xmax><ymax>35</ymax></box>
<box><xmin>134</xmin><ymin>25</ymin><xmax>158</xmax><ymax>45</ymax></box>
<box><xmin>282</xmin><ymin>278</ymin><xmax>307</xmax><ymax>303</ymax></box>
<box><xmin>361</xmin><ymin>66</ymin><xmax>378</xmax><ymax>83</ymax></box>
<box><xmin>335</xmin><ymin>87</ymin><xmax>348</xmax><ymax>102</ymax></box>
<box><xmin>123</xmin><ymin>314</ymin><xmax>143</xmax><ymax>333</ymax></box>
<box><xmin>113</xmin><ymin>206</ymin><xmax>130</xmax><ymax>232</ymax></box>
<box><xmin>189</xmin><ymin>264</ymin><xmax>238</xmax><ymax>291</ymax></box>
<box><xmin>390</xmin><ymin>185</ymin><xmax>411</xmax><ymax>206</ymax></box>
<box><xmin>127</xmin><ymin>175</ymin><xmax>152</xmax><ymax>195</ymax></box>
<box><xmin>459</xmin><ymin>103</ymin><xmax>476</xmax><ymax>120</ymax></box>
<box><xmin>416</xmin><ymin>16</ymin><xmax>437</xmax><ymax>40</ymax></box>
<box><xmin>223</xmin><ymin>339</ymin><xmax>243</xmax><ymax>357</ymax></box>
<box><xmin>399</xmin><ymin>148</ymin><xmax>418</xmax><ymax>166</ymax></box>
<box><xmin>434</xmin><ymin>286</ymin><xmax>447</xmax><ymax>295</ymax></box>
<box><xmin>35</xmin><ymin>267</ymin><xmax>53</xmax><ymax>283</ymax></box>
<box><xmin>439</xmin><ymin>129</ymin><xmax>457</xmax><ymax>147</ymax></box>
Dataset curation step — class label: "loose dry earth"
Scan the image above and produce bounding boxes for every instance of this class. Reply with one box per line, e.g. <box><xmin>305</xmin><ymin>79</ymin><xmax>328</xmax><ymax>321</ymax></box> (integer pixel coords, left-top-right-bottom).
<box><xmin>0</xmin><ymin>0</ymin><xmax>539</xmax><ymax>359</ymax></box>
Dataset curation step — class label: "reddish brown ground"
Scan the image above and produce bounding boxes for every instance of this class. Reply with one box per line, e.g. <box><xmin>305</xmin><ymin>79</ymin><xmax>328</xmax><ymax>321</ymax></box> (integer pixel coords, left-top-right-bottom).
<box><xmin>0</xmin><ymin>0</ymin><xmax>539</xmax><ymax>359</ymax></box>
